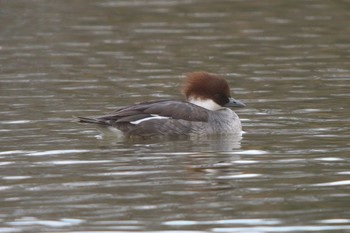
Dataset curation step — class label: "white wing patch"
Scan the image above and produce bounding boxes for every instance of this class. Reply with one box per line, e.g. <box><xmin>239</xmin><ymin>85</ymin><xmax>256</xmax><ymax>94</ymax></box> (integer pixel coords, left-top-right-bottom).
<box><xmin>130</xmin><ymin>114</ymin><xmax>171</xmax><ymax>125</ymax></box>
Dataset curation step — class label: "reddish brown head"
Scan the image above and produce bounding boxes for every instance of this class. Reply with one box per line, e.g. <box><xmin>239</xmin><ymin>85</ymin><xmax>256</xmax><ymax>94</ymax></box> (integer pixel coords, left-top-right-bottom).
<box><xmin>183</xmin><ymin>72</ymin><xmax>232</xmax><ymax>107</ymax></box>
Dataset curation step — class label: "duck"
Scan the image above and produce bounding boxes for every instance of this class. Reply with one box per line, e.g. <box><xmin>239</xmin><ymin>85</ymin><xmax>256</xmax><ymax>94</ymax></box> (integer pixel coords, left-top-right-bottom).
<box><xmin>78</xmin><ymin>72</ymin><xmax>245</xmax><ymax>138</ymax></box>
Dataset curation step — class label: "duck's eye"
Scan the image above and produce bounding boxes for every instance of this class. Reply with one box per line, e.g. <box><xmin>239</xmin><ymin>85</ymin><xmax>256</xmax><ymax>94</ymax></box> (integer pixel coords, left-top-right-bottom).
<box><xmin>214</xmin><ymin>93</ymin><xmax>230</xmax><ymax>105</ymax></box>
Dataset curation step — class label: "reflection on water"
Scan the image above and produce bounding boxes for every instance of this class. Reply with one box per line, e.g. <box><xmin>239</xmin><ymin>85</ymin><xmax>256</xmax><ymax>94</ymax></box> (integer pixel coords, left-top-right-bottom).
<box><xmin>91</xmin><ymin>126</ymin><xmax>243</xmax><ymax>152</ymax></box>
<box><xmin>1</xmin><ymin>0</ymin><xmax>350</xmax><ymax>232</ymax></box>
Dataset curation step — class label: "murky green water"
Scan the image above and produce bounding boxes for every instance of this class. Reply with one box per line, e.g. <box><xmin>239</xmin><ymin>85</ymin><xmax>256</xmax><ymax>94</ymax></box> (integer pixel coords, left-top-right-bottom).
<box><xmin>1</xmin><ymin>0</ymin><xmax>350</xmax><ymax>232</ymax></box>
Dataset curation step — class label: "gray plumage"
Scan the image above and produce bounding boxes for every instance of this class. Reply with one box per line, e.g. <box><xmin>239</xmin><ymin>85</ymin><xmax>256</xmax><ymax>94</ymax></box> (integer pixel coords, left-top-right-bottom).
<box><xmin>78</xmin><ymin>99</ymin><xmax>241</xmax><ymax>137</ymax></box>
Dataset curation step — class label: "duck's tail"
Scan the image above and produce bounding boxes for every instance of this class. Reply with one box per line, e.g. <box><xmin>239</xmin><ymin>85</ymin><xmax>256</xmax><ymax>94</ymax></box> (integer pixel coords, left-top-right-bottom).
<box><xmin>76</xmin><ymin>116</ymin><xmax>111</xmax><ymax>126</ymax></box>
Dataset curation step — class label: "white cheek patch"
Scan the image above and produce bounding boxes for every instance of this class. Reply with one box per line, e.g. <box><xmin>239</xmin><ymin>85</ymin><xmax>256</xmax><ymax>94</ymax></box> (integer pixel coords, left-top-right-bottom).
<box><xmin>188</xmin><ymin>97</ymin><xmax>223</xmax><ymax>111</ymax></box>
<box><xmin>130</xmin><ymin>114</ymin><xmax>170</xmax><ymax>125</ymax></box>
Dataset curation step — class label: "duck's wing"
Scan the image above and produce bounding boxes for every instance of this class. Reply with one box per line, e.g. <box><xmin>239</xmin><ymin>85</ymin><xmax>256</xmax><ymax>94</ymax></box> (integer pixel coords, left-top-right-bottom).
<box><xmin>78</xmin><ymin>99</ymin><xmax>209</xmax><ymax>126</ymax></box>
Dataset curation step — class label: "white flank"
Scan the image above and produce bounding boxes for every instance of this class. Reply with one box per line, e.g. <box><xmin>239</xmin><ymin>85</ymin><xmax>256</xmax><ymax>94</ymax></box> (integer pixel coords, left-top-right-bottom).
<box><xmin>130</xmin><ymin>114</ymin><xmax>170</xmax><ymax>125</ymax></box>
<box><xmin>188</xmin><ymin>97</ymin><xmax>223</xmax><ymax>111</ymax></box>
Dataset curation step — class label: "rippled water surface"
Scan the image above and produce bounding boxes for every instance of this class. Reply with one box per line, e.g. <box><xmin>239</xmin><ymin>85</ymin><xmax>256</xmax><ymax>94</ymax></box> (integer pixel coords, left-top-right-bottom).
<box><xmin>1</xmin><ymin>0</ymin><xmax>350</xmax><ymax>232</ymax></box>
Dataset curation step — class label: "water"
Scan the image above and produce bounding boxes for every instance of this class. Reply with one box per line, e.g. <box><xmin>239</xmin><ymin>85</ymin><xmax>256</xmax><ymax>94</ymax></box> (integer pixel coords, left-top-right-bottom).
<box><xmin>1</xmin><ymin>0</ymin><xmax>350</xmax><ymax>232</ymax></box>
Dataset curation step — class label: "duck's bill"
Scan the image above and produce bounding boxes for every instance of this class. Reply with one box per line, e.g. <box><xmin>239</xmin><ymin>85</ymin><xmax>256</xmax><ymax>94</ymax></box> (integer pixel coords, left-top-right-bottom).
<box><xmin>225</xmin><ymin>97</ymin><xmax>246</xmax><ymax>107</ymax></box>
